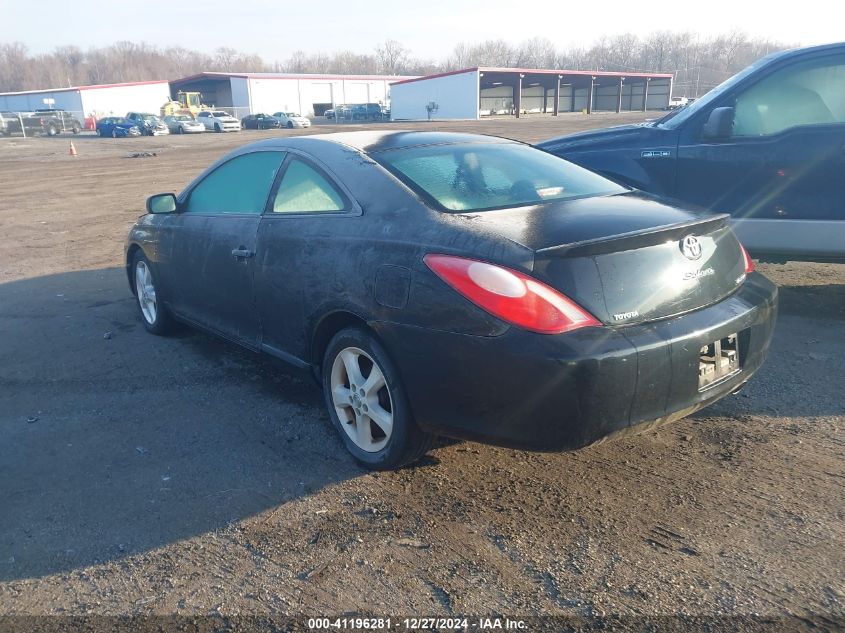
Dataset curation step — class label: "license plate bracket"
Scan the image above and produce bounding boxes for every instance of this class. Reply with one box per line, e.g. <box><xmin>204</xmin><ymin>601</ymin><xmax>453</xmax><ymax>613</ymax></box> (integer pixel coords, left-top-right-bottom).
<box><xmin>698</xmin><ymin>333</ymin><xmax>741</xmax><ymax>390</ymax></box>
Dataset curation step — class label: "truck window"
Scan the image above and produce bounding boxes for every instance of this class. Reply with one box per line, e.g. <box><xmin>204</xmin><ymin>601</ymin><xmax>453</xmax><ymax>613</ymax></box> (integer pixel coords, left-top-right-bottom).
<box><xmin>732</xmin><ymin>54</ymin><xmax>845</xmax><ymax>137</ymax></box>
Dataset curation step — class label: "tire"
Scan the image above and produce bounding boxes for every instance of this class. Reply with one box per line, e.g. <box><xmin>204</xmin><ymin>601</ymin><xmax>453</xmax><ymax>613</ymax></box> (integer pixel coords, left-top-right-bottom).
<box><xmin>177</xmin><ymin>126</ymin><xmax>184</xmax><ymax>134</ymax></box>
<box><xmin>286</xmin><ymin>121</ymin><xmax>293</xmax><ymax>129</ymax></box>
<box><xmin>47</xmin><ymin>125</ymin><xmax>58</xmax><ymax>137</ymax></box>
<box><xmin>98</xmin><ymin>129</ymin><xmax>104</xmax><ymax>137</ymax></box>
<box><xmin>72</xmin><ymin>126</ymin><xmax>80</xmax><ymax>134</ymax></box>
<box><xmin>215</xmin><ymin>123</ymin><xmax>222</xmax><ymax>133</ymax></box>
<box><xmin>111</xmin><ymin>128</ymin><xmax>118</xmax><ymax>138</ymax></box>
<box><xmin>322</xmin><ymin>327</ymin><xmax>434</xmax><ymax>470</ymax></box>
<box><xmin>132</xmin><ymin>251</ymin><xmax>174</xmax><ymax>336</ymax></box>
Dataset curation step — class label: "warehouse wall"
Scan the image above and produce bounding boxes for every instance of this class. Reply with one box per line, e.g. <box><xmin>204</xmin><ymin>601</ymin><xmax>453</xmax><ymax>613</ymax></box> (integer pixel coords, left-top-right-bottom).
<box><xmin>80</xmin><ymin>82</ymin><xmax>171</xmax><ymax>118</ymax></box>
<box><xmin>0</xmin><ymin>90</ymin><xmax>83</xmax><ymax>113</ymax></box>
<box><xmin>391</xmin><ymin>71</ymin><xmax>479</xmax><ymax>120</ymax></box>
<box><xmin>593</xmin><ymin>78</ymin><xmax>671</xmax><ymax>111</ymax></box>
<box><xmin>248</xmin><ymin>78</ymin><xmax>398</xmax><ymax>117</ymax></box>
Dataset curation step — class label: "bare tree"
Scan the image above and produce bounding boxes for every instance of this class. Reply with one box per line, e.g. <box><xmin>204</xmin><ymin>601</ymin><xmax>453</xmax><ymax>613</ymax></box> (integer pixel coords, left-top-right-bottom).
<box><xmin>0</xmin><ymin>31</ymin><xmax>794</xmax><ymax>97</ymax></box>
<box><xmin>375</xmin><ymin>40</ymin><xmax>409</xmax><ymax>75</ymax></box>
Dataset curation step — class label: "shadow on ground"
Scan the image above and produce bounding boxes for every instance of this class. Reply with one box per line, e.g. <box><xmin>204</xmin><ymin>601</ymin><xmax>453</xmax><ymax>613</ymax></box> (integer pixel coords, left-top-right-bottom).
<box><xmin>0</xmin><ymin>267</ymin><xmax>362</xmax><ymax>582</ymax></box>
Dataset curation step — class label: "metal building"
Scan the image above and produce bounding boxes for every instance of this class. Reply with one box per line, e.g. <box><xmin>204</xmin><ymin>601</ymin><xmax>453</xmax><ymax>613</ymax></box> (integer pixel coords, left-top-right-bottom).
<box><xmin>0</xmin><ymin>80</ymin><xmax>172</xmax><ymax>120</ymax></box>
<box><xmin>390</xmin><ymin>67</ymin><xmax>675</xmax><ymax>120</ymax></box>
<box><xmin>169</xmin><ymin>72</ymin><xmax>419</xmax><ymax>119</ymax></box>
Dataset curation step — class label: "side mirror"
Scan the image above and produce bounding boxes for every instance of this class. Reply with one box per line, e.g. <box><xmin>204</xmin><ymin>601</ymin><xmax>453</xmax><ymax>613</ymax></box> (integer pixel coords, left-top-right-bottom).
<box><xmin>146</xmin><ymin>193</ymin><xmax>177</xmax><ymax>214</ymax></box>
<box><xmin>702</xmin><ymin>107</ymin><xmax>735</xmax><ymax>140</ymax></box>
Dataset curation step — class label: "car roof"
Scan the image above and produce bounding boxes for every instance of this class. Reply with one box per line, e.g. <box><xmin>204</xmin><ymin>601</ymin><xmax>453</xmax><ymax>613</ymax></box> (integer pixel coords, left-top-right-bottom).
<box><xmin>243</xmin><ymin>131</ymin><xmax>521</xmax><ymax>155</ymax></box>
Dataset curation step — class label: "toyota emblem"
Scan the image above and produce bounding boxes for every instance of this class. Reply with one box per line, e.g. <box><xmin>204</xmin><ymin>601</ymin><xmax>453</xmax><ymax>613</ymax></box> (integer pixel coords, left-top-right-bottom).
<box><xmin>681</xmin><ymin>235</ymin><xmax>702</xmax><ymax>260</ymax></box>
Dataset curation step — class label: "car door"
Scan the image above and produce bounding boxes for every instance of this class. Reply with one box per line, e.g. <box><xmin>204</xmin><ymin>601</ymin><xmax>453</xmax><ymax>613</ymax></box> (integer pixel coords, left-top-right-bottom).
<box><xmin>676</xmin><ymin>51</ymin><xmax>845</xmax><ymax>259</ymax></box>
<box><xmin>198</xmin><ymin>112</ymin><xmax>211</xmax><ymax>129</ymax></box>
<box><xmin>254</xmin><ymin>154</ymin><xmax>358</xmax><ymax>362</ymax></box>
<box><xmin>163</xmin><ymin>150</ymin><xmax>287</xmax><ymax>347</ymax></box>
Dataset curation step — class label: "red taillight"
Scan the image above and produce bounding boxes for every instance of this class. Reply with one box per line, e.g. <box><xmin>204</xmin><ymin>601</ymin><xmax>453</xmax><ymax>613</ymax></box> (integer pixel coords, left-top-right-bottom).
<box><xmin>424</xmin><ymin>254</ymin><xmax>600</xmax><ymax>335</ymax></box>
<box><xmin>740</xmin><ymin>244</ymin><xmax>755</xmax><ymax>274</ymax></box>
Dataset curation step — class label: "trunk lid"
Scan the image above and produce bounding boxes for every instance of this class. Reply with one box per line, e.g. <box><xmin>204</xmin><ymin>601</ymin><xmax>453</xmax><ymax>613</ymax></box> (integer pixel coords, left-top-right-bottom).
<box><xmin>459</xmin><ymin>192</ymin><xmax>747</xmax><ymax>325</ymax></box>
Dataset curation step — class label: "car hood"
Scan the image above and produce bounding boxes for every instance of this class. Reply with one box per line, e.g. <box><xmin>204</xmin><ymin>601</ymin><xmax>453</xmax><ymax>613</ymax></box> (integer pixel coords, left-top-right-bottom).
<box><xmin>536</xmin><ymin>123</ymin><xmax>656</xmax><ymax>152</ymax></box>
<box><xmin>214</xmin><ymin>116</ymin><xmax>238</xmax><ymax>122</ymax></box>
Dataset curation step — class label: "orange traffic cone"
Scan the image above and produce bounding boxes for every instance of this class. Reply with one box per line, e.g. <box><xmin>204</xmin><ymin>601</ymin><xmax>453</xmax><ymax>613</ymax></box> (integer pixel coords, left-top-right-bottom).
<box><xmin>69</xmin><ymin>141</ymin><xmax>77</xmax><ymax>157</ymax></box>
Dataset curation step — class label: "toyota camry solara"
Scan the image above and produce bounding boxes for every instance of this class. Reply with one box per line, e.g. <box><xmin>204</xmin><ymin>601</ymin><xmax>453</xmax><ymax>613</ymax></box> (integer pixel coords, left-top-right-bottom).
<box><xmin>126</xmin><ymin>131</ymin><xmax>778</xmax><ymax>469</ymax></box>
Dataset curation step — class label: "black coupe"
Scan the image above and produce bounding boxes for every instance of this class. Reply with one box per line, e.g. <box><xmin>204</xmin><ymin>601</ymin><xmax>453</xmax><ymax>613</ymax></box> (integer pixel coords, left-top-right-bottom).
<box><xmin>127</xmin><ymin>131</ymin><xmax>777</xmax><ymax>469</ymax></box>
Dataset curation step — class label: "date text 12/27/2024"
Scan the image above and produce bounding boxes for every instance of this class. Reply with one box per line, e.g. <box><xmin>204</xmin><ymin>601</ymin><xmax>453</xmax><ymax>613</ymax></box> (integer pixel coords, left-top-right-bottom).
<box><xmin>307</xmin><ymin>617</ymin><xmax>527</xmax><ymax>630</ymax></box>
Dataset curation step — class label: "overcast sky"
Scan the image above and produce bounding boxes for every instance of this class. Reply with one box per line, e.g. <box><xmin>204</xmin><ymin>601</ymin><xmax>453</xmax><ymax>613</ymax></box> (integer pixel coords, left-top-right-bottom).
<box><xmin>8</xmin><ymin>0</ymin><xmax>840</xmax><ymax>61</ymax></box>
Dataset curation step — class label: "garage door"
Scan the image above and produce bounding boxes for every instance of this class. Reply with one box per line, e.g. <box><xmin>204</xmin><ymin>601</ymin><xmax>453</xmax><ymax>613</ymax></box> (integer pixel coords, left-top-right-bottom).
<box><xmin>344</xmin><ymin>83</ymin><xmax>369</xmax><ymax>103</ymax></box>
<box><xmin>311</xmin><ymin>83</ymin><xmax>332</xmax><ymax>103</ymax></box>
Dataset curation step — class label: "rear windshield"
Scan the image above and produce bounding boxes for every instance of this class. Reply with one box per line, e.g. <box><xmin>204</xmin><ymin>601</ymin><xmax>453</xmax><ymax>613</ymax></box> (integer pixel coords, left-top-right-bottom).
<box><xmin>375</xmin><ymin>142</ymin><xmax>625</xmax><ymax>212</ymax></box>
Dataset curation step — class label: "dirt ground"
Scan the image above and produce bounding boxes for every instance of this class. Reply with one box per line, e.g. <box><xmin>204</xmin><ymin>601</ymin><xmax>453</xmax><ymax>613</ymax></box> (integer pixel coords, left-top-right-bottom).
<box><xmin>0</xmin><ymin>113</ymin><xmax>843</xmax><ymax>630</ymax></box>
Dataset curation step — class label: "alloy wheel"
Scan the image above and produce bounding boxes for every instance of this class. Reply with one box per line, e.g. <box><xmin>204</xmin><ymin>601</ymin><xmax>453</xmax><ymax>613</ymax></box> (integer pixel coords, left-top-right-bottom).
<box><xmin>135</xmin><ymin>261</ymin><xmax>157</xmax><ymax>325</ymax></box>
<box><xmin>330</xmin><ymin>347</ymin><xmax>393</xmax><ymax>452</ymax></box>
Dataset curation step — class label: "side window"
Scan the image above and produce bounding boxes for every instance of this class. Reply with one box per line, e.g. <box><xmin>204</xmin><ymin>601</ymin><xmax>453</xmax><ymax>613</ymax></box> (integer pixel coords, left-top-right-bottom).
<box><xmin>733</xmin><ymin>54</ymin><xmax>845</xmax><ymax>137</ymax></box>
<box><xmin>185</xmin><ymin>151</ymin><xmax>285</xmax><ymax>215</ymax></box>
<box><xmin>272</xmin><ymin>158</ymin><xmax>346</xmax><ymax>214</ymax></box>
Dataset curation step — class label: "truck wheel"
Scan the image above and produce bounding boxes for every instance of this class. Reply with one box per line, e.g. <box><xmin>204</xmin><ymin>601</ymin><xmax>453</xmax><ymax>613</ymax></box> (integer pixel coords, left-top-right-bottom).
<box><xmin>72</xmin><ymin>126</ymin><xmax>80</xmax><ymax>134</ymax></box>
<box><xmin>47</xmin><ymin>125</ymin><xmax>58</xmax><ymax>137</ymax></box>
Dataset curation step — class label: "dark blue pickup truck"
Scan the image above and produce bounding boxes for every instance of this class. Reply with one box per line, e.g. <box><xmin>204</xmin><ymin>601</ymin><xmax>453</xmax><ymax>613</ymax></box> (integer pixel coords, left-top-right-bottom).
<box><xmin>538</xmin><ymin>42</ymin><xmax>845</xmax><ymax>263</ymax></box>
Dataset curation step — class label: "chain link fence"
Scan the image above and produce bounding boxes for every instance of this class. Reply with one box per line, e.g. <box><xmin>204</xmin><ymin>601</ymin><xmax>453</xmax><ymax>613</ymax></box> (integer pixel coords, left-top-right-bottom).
<box><xmin>0</xmin><ymin>109</ymin><xmax>89</xmax><ymax>138</ymax></box>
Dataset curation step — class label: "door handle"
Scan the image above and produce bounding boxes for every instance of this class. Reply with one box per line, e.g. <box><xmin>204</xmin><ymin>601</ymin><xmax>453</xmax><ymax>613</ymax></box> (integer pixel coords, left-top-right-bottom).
<box><xmin>231</xmin><ymin>248</ymin><xmax>255</xmax><ymax>259</ymax></box>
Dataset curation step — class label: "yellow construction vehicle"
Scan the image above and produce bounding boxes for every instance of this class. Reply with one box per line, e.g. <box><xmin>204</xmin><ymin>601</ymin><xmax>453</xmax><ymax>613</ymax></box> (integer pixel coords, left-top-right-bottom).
<box><xmin>160</xmin><ymin>91</ymin><xmax>213</xmax><ymax>118</ymax></box>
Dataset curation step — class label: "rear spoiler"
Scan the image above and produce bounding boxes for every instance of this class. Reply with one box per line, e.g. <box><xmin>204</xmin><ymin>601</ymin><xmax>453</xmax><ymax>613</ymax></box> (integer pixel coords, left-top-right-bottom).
<box><xmin>537</xmin><ymin>213</ymin><xmax>731</xmax><ymax>258</ymax></box>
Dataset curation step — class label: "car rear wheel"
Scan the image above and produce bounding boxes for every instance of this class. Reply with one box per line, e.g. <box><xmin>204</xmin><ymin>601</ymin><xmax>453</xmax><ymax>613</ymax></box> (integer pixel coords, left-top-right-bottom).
<box><xmin>286</xmin><ymin>121</ymin><xmax>293</xmax><ymax>129</ymax></box>
<box><xmin>132</xmin><ymin>252</ymin><xmax>174</xmax><ymax>335</ymax></box>
<box><xmin>215</xmin><ymin>123</ymin><xmax>222</xmax><ymax>133</ymax></box>
<box><xmin>177</xmin><ymin>126</ymin><xmax>184</xmax><ymax>134</ymax></box>
<box><xmin>323</xmin><ymin>328</ymin><xmax>434</xmax><ymax>469</ymax></box>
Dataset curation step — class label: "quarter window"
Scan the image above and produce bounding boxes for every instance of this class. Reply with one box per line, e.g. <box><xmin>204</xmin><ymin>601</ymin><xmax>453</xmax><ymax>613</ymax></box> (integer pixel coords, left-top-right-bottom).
<box><xmin>732</xmin><ymin>54</ymin><xmax>845</xmax><ymax>137</ymax></box>
<box><xmin>272</xmin><ymin>158</ymin><xmax>346</xmax><ymax>213</ymax></box>
<box><xmin>185</xmin><ymin>151</ymin><xmax>285</xmax><ymax>214</ymax></box>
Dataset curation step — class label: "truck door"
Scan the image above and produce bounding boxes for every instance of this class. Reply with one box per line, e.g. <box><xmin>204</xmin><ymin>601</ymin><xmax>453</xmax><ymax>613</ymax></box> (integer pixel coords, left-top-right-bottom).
<box><xmin>676</xmin><ymin>51</ymin><xmax>845</xmax><ymax>260</ymax></box>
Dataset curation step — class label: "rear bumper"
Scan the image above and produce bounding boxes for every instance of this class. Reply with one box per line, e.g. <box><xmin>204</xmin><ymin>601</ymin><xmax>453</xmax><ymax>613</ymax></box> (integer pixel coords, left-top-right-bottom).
<box><xmin>372</xmin><ymin>273</ymin><xmax>777</xmax><ymax>451</ymax></box>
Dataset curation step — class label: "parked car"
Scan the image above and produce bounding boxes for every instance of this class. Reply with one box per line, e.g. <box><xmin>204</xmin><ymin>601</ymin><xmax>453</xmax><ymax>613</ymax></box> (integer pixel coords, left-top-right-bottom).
<box><xmin>96</xmin><ymin>117</ymin><xmax>141</xmax><ymax>138</ymax></box>
<box><xmin>272</xmin><ymin>111</ymin><xmax>311</xmax><ymax>128</ymax></box>
<box><xmin>241</xmin><ymin>113</ymin><xmax>281</xmax><ymax>130</ymax></box>
<box><xmin>163</xmin><ymin>114</ymin><xmax>205</xmax><ymax>134</ymax></box>
<box><xmin>668</xmin><ymin>96</ymin><xmax>689</xmax><ymax>109</ymax></box>
<box><xmin>30</xmin><ymin>109</ymin><xmax>82</xmax><ymax>135</ymax></box>
<box><xmin>324</xmin><ymin>109</ymin><xmax>335</xmax><ymax>120</ymax></box>
<box><xmin>350</xmin><ymin>103</ymin><xmax>383</xmax><ymax>121</ymax></box>
<box><xmin>537</xmin><ymin>42</ymin><xmax>845</xmax><ymax>263</ymax></box>
<box><xmin>127</xmin><ymin>131</ymin><xmax>776</xmax><ymax>469</ymax></box>
<box><xmin>0</xmin><ymin>111</ymin><xmax>20</xmax><ymax>135</ymax></box>
<box><xmin>127</xmin><ymin>112</ymin><xmax>170</xmax><ymax>136</ymax></box>
<box><xmin>197</xmin><ymin>110</ymin><xmax>241</xmax><ymax>132</ymax></box>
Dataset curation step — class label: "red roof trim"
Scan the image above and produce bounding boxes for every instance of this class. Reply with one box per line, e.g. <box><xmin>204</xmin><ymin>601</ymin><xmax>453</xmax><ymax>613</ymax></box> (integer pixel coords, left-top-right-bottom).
<box><xmin>390</xmin><ymin>68</ymin><xmax>480</xmax><ymax>86</ymax></box>
<box><xmin>171</xmin><ymin>72</ymin><xmax>420</xmax><ymax>85</ymax></box>
<box><xmin>0</xmin><ymin>79</ymin><xmax>169</xmax><ymax>98</ymax></box>
<box><xmin>79</xmin><ymin>80</ymin><xmax>169</xmax><ymax>91</ymax></box>
<box><xmin>478</xmin><ymin>67</ymin><xmax>674</xmax><ymax>79</ymax></box>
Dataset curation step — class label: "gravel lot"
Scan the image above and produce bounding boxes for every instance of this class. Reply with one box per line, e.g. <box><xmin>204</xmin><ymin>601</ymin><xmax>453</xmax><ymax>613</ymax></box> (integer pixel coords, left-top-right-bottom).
<box><xmin>0</xmin><ymin>113</ymin><xmax>843</xmax><ymax>629</ymax></box>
